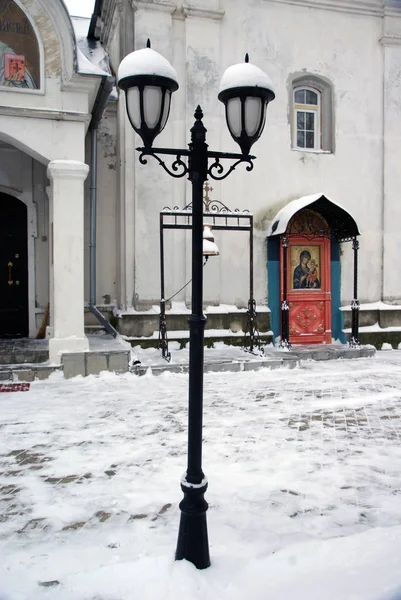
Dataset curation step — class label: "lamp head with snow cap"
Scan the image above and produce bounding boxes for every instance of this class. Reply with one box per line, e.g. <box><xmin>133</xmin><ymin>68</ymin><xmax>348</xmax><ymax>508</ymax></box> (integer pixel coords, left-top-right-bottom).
<box><xmin>117</xmin><ymin>39</ymin><xmax>179</xmax><ymax>149</ymax></box>
<box><xmin>218</xmin><ymin>54</ymin><xmax>275</xmax><ymax>156</ymax></box>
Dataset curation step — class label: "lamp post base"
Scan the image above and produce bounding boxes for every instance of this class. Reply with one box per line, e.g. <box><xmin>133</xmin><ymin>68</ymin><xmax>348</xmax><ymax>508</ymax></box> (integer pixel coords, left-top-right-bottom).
<box><xmin>175</xmin><ymin>479</ymin><xmax>210</xmax><ymax>569</ymax></box>
<box><xmin>349</xmin><ymin>336</ymin><xmax>361</xmax><ymax>348</ymax></box>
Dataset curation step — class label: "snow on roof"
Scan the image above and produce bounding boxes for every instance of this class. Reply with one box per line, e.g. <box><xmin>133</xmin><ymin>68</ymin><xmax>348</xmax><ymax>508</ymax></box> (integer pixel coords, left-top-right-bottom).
<box><xmin>267</xmin><ymin>193</ymin><xmax>357</xmax><ymax>237</ymax></box>
<box><xmin>71</xmin><ymin>16</ymin><xmax>112</xmax><ymax>78</ymax></box>
<box><xmin>219</xmin><ymin>61</ymin><xmax>275</xmax><ymax>95</ymax></box>
<box><xmin>118</xmin><ymin>47</ymin><xmax>178</xmax><ymax>86</ymax></box>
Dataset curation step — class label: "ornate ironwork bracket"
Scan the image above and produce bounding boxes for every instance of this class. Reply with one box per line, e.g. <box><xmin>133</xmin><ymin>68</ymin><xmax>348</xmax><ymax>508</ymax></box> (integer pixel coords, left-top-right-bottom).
<box><xmin>243</xmin><ymin>298</ymin><xmax>263</xmax><ymax>354</ymax></box>
<box><xmin>137</xmin><ymin>147</ymin><xmax>255</xmax><ymax>182</ymax></box>
<box><xmin>158</xmin><ymin>299</ymin><xmax>171</xmax><ymax>362</ymax></box>
<box><xmin>207</xmin><ymin>156</ymin><xmax>254</xmax><ymax>181</ymax></box>
<box><xmin>349</xmin><ymin>237</ymin><xmax>360</xmax><ymax>347</ymax></box>
<box><xmin>280</xmin><ymin>236</ymin><xmax>291</xmax><ymax>349</ymax></box>
<box><xmin>138</xmin><ymin>149</ymin><xmax>189</xmax><ymax>179</ymax></box>
<box><xmin>279</xmin><ymin>300</ymin><xmax>291</xmax><ymax>349</ymax></box>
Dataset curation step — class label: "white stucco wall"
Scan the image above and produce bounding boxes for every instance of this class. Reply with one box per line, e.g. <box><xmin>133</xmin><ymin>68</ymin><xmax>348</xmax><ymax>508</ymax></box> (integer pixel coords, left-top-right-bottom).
<box><xmin>121</xmin><ymin>0</ymin><xmax>399</xmax><ymax>310</ymax></box>
<box><xmin>383</xmin><ymin>36</ymin><xmax>401</xmax><ymax>302</ymax></box>
<box><xmin>218</xmin><ymin>0</ymin><xmax>384</xmax><ymax>306</ymax></box>
<box><xmin>84</xmin><ymin>105</ymin><xmax>118</xmax><ymax>305</ymax></box>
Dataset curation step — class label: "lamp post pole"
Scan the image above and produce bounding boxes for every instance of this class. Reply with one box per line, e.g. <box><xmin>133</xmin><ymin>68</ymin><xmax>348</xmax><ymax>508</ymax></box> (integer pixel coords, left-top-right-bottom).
<box><xmin>175</xmin><ymin>107</ymin><xmax>210</xmax><ymax>568</ymax></box>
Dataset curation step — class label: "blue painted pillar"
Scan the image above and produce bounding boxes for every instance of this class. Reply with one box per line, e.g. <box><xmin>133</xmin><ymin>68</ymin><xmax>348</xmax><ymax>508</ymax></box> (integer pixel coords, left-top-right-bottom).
<box><xmin>330</xmin><ymin>239</ymin><xmax>346</xmax><ymax>343</ymax></box>
<box><xmin>267</xmin><ymin>237</ymin><xmax>280</xmax><ymax>344</ymax></box>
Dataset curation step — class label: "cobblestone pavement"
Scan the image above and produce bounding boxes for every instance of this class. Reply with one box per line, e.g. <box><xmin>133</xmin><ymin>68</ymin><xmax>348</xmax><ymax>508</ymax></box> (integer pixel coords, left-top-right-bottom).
<box><xmin>0</xmin><ymin>352</ymin><xmax>401</xmax><ymax>595</ymax></box>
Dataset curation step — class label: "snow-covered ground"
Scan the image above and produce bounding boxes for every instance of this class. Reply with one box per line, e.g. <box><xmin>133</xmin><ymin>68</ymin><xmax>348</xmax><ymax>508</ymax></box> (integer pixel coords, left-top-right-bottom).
<box><xmin>1</xmin><ymin>351</ymin><xmax>401</xmax><ymax>599</ymax></box>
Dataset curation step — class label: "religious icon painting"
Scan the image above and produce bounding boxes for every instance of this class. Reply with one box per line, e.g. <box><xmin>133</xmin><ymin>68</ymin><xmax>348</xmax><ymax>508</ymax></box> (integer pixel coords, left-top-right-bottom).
<box><xmin>4</xmin><ymin>53</ymin><xmax>25</xmax><ymax>82</ymax></box>
<box><xmin>290</xmin><ymin>245</ymin><xmax>321</xmax><ymax>290</ymax></box>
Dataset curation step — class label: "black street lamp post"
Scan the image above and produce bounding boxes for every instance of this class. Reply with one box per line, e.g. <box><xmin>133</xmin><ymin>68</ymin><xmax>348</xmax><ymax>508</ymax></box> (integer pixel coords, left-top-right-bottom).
<box><xmin>280</xmin><ymin>235</ymin><xmax>291</xmax><ymax>348</ymax></box>
<box><xmin>118</xmin><ymin>41</ymin><xmax>275</xmax><ymax>569</ymax></box>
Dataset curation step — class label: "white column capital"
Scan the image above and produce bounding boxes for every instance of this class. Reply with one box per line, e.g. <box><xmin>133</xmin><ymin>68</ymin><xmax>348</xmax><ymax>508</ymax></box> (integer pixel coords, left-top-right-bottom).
<box><xmin>181</xmin><ymin>4</ymin><xmax>225</xmax><ymax>20</ymax></box>
<box><xmin>47</xmin><ymin>160</ymin><xmax>89</xmax><ymax>182</ymax></box>
<box><xmin>131</xmin><ymin>0</ymin><xmax>178</xmax><ymax>14</ymax></box>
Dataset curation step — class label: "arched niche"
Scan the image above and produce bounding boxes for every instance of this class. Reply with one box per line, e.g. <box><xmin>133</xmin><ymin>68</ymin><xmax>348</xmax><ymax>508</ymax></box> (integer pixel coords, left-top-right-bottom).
<box><xmin>0</xmin><ymin>0</ymin><xmax>42</xmax><ymax>90</ymax></box>
<box><xmin>0</xmin><ymin>0</ymin><xmax>77</xmax><ymax>91</ymax></box>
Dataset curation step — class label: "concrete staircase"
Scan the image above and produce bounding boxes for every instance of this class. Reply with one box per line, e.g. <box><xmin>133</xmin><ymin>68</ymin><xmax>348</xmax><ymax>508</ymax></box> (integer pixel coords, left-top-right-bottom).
<box><xmin>116</xmin><ymin>306</ymin><xmax>273</xmax><ymax>349</ymax></box>
<box><xmin>0</xmin><ymin>339</ymin><xmax>58</xmax><ymax>381</ymax></box>
<box><xmin>342</xmin><ymin>304</ymin><xmax>401</xmax><ymax>349</ymax></box>
<box><xmin>0</xmin><ymin>335</ymin><xmax>130</xmax><ymax>380</ymax></box>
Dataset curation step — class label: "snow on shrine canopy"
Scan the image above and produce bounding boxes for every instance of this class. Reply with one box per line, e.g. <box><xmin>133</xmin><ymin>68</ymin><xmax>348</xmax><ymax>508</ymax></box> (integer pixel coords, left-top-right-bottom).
<box><xmin>267</xmin><ymin>193</ymin><xmax>360</xmax><ymax>241</ymax></box>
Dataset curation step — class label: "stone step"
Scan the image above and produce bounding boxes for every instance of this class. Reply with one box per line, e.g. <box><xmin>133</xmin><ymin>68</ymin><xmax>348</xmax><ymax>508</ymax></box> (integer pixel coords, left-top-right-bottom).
<box><xmin>0</xmin><ymin>351</ymin><xmax>49</xmax><ymax>365</ymax></box>
<box><xmin>124</xmin><ymin>330</ymin><xmax>273</xmax><ymax>350</ymax></box>
<box><xmin>84</xmin><ymin>306</ymin><xmax>114</xmax><ymax>326</ymax></box>
<box><xmin>61</xmin><ymin>350</ymin><xmax>130</xmax><ymax>378</ymax></box>
<box><xmin>84</xmin><ymin>325</ymin><xmax>106</xmax><ymax>334</ymax></box>
<box><xmin>0</xmin><ymin>364</ymin><xmax>62</xmax><ymax>381</ymax></box>
<box><xmin>0</xmin><ymin>339</ymin><xmax>49</xmax><ymax>365</ymax></box>
<box><xmin>130</xmin><ymin>344</ymin><xmax>376</xmax><ymax>376</ymax></box>
<box><xmin>131</xmin><ymin>356</ymin><xmax>297</xmax><ymax>376</ymax></box>
<box><xmin>118</xmin><ymin>309</ymin><xmax>271</xmax><ymax>338</ymax></box>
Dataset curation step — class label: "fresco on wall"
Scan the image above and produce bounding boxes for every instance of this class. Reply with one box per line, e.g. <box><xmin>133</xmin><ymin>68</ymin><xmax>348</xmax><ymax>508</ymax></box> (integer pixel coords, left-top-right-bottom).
<box><xmin>291</xmin><ymin>245</ymin><xmax>321</xmax><ymax>289</ymax></box>
<box><xmin>0</xmin><ymin>0</ymin><xmax>40</xmax><ymax>89</ymax></box>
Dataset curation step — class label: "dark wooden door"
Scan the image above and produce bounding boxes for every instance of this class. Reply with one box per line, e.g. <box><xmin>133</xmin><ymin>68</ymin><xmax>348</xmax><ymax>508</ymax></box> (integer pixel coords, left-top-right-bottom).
<box><xmin>0</xmin><ymin>193</ymin><xmax>28</xmax><ymax>337</ymax></box>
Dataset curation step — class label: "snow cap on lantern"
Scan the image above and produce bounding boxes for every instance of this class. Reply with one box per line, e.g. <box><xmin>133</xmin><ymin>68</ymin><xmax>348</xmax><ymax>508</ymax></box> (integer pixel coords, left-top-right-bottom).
<box><xmin>218</xmin><ymin>54</ymin><xmax>275</xmax><ymax>156</ymax></box>
<box><xmin>118</xmin><ymin>39</ymin><xmax>179</xmax><ymax>148</ymax></box>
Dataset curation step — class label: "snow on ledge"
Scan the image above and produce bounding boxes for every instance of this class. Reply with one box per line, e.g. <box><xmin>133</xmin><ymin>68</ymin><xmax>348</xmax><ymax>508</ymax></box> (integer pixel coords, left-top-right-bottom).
<box><xmin>340</xmin><ymin>301</ymin><xmax>401</xmax><ymax>311</ymax></box>
<box><xmin>117</xmin><ymin>302</ymin><xmax>270</xmax><ymax>316</ymax></box>
<box><xmin>76</xmin><ymin>48</ymin><xmax>110</xmax><ymax>77</ymax></box>
<box><xmin>343</xmin><ymin>322</ymin><xmax>401</xmax><ymax>333</ymax></box>
<box><xmin>122</xmin><ymin>329</ymin><xmax>274</xmax><ymax>341</ymax></box>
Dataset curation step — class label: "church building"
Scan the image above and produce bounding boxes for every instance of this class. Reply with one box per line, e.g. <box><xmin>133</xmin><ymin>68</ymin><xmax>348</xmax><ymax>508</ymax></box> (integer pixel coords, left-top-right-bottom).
<box><xmin>1</xmin><ymin>0</ymin><xmax>401</xmax><ymax>365</ymax></box>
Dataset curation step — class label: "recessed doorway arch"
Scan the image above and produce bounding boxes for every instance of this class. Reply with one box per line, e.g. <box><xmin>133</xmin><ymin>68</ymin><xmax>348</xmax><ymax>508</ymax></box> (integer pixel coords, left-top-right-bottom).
<box><xmin>0</xmin><ymin>192</ymin><xmax>30</xmax><ymax>336</ymax></box>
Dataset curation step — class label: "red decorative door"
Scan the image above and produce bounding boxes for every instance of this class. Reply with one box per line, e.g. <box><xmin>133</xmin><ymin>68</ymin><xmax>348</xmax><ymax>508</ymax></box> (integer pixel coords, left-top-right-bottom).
<box><xmin>281</xmin><ymin>236</ymin><xmax>331</xmax><ymax>344</ymax></box>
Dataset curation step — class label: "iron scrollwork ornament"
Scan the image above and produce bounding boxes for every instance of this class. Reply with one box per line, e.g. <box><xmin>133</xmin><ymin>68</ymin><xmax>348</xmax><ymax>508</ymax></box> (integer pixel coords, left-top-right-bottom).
<box><xmin>138</xmin><ymin>151</ymin><xmax>189</xmax><ymax>179</ymax></box>
<box><xmin>243</xmin><ymin>298</ymin><xmax>263</xmax><ymax>354</ymax></box>
<box><xmin>208</xmin><ymin>156</ymin><xmax>254</xmax><ymax>181</ymax></box>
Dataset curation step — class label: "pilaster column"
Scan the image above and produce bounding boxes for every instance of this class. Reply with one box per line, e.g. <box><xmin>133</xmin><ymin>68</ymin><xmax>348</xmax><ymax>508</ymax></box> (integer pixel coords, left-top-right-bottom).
<box><xmin>381</xmin><ymin>19</ymin><xmax>401</xmax><ymax>302</ymax></box>
<box><xmin>47</xmin><ymin>160</ymin><xmax>89</xmax><ymax>364</ymax></box>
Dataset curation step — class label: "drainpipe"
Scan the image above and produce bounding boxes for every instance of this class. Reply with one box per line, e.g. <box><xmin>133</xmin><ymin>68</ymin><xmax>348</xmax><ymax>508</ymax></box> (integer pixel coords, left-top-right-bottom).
<box><xmin>88</xmin><ymin>74</ymin><xmax>119</xmax><ymax>338</ymax></box>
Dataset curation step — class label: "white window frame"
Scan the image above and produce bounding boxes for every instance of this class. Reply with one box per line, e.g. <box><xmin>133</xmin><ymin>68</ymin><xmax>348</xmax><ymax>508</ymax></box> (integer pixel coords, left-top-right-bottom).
<box><xmin>293</xmin><ymin>87</ymin><xmax>321</xmax><ymax>151</ymax></box>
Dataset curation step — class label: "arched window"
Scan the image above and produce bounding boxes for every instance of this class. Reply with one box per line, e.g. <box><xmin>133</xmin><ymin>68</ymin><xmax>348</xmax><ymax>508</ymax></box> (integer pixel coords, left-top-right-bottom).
<box><xmin>0</xmin><ymin>0</ymin><xmax>41</xmax><ymax>91</ymax></box>
<box><xmin>291</xmin><ymin>75</ymin><xmax>334</xmax><ymax>153</ymax></box>
<box><xmin>293</xmin><ymin>87</ymin><xmax>321</xmax><ymax>150</ymax></box>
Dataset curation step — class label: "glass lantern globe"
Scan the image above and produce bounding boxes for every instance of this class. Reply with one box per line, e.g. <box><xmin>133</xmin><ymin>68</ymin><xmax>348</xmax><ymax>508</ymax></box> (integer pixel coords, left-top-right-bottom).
<box><xmin>218</xmin><ymin>54</ymin><xmax>275</xmax><ymax>156</ymax></box>
<box><xmin>118</xmin><ymin>40</ymin><xmax>179</xmax><ymax>148</ymax></box>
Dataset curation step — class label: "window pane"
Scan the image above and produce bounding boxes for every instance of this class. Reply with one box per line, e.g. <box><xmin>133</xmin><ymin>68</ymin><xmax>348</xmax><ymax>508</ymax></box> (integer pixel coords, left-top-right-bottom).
<box><xmin>226</xmin><ymin>98</ymin><xmax>242</xmax><ymax>137</ymax></box>
<box><xmin>245</xmin><ymin>97</ymin><xmax>262</xmax><ymax>137</ymax></box>
<box><xmin>305</xmin><ymin>131</ymin><xmax>314</xmax><ymax>148</ymax></box>
<box><xmin>160</xmin><ymin>90</ymin><xmax>171</xmax><ymax>131</ymax></box>
<box><xmin>294</xmin><ymin>89</ymin><xmax>305</xmax><ymax>103</ymax></box>
<box><xmin>297</xmin><ymin>111</ymin><xmax>305</xmax><ymax>129</ymax></box>
<box><xmin>297</xmin><ymin>130</ymin><xmax>305</xmax><ymax>147</ymax></box>
<box><xmin>127</xmin><ymin>87</ymin><xmax>141</xmax><ymax>129</ymax></box>
<box><xmin>306</xmin><ymin>90</ymin><xmax>318</xmax><ymax>105</ymax></box>
<box><xmin>305</xmin><ymin>113</ymin><xmax>315</xmax><ymax>130</ymax></box>
<box><xmin>143</xmin><ymin>86</ymin><xmax>163</xmax><ymax>128</ymax></box>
